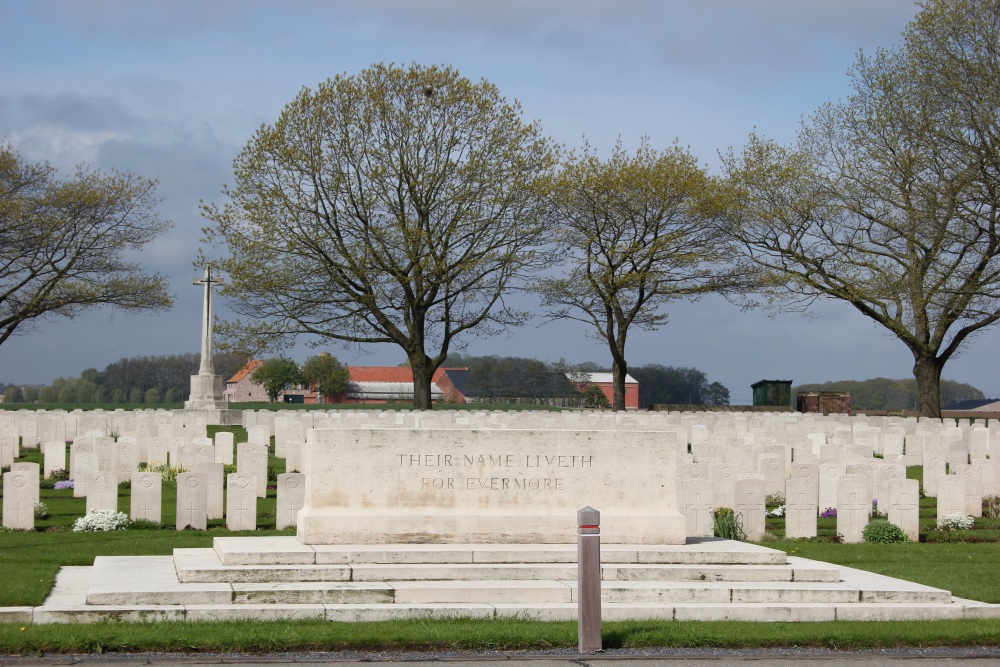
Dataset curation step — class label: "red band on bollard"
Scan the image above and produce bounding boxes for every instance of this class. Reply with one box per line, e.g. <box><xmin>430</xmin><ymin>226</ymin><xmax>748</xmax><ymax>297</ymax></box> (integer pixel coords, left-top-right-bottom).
<box><xmin>579</xmin><ymin>525</ymin><xmax>599</xmax><ymax>529</ymax></box>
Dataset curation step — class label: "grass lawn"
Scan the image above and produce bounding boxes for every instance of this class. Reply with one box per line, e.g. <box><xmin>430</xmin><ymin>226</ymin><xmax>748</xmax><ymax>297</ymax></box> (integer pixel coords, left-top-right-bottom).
<box><xmin>2</xmin><ymin>617</ymin><xmax>1000</xmax><ymax>654</ymax></box>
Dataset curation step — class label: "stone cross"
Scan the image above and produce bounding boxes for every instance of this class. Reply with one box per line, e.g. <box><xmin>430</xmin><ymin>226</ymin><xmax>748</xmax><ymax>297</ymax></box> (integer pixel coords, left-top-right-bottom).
<box><xmin>193</xmin><ymin>264</ymin><xmax>223</xmax><ymax>375</ymax></box>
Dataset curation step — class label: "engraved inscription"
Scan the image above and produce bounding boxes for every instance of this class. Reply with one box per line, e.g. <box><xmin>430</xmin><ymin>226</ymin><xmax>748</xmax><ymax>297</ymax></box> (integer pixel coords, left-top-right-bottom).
<box><xmin>398</xmin><ymin>452</ymin><xmax>591</xmax><ymax>492</ymax></box>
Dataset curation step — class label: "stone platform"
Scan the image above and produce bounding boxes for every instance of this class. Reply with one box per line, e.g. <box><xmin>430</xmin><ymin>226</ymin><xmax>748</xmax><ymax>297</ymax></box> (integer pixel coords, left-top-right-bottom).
<box><xmin>6</xmin><ymin>536</ymin><xmax>999</xmax><ymax>624</ymax></box>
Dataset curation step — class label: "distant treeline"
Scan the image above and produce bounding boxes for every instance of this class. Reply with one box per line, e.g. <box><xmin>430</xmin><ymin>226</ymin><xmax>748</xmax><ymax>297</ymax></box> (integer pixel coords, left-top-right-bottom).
<box><xmin>792</xmin><ymin>378</ymin><xmax>985</xmax><ymax>411</ymax></box>
<box><xmin>1</xmin><ymin>352</ymin><xmax>248</xmax><ymax>405</ymax></box>
<box><xmin>442</xmin><ymin>354</ymin><xmax>730</xmax><ymax>409</ymax></box>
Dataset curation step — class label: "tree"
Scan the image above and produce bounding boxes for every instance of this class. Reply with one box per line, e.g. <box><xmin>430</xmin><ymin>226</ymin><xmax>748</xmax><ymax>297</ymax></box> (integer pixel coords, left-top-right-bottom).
<box><xmin>720</xmin><ymin>0</ymin><xmax>1000</xmax><ymax>418</ymax></box>
<box><xmin>203</xmin><ymin>63</ymin><xmax>557</xmax><ymax>409</ymax></box>
<box><xmin>144</xmin><ymin>387</ymin><xmax>161</xmax><ymax>404</ymax></box>
<box><xmin>629</xmin><ymin>364</ymin><xmax>730</xmax><ymax>409</ymax></box>
<box><xmin>250</xmin><ymin>357</ymin><xmax>302</xmax><ymax>403</ymax></box>
<box><xmin>580</xmin><ymin>384</ymin><xmax>610</xmax><ymax>408</ymax></box>
<box><xmin>537</xmin><ymin>139</ymin><xmax>735</xmax><ymax>410</ymax></box>
<box><xmin>3</xmin><ymin>383</ymin><xmax>22</xmax><ymax>403</ymax></box>
<box><xmin>0</xmin><ymin>144</ymin><xmax>173</xmax><ymax>347</ymax></box>
<box><xmin>300</xmin><ymin>353</ymin><xmax>350</xmax><ymax>403</ymax></box>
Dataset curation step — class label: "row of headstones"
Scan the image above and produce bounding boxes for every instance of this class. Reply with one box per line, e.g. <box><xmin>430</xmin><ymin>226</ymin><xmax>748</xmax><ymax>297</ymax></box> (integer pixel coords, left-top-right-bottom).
<box><xmin>679</xmin><ymin>474</ymin><xmax>924</xmax><ymax>543</ymax></box>
<box><xmin>2</xmin><ymin>462</ymin><xmax>305</xmax><ymax>533</ymax></box>
<box><xmin>678</xmin><ymin>459</ymin><xmax>995</xmax><ymax>543</ymax></box>
<box><xmin>0</xmin><ymin>410</ymin><xmax>217</xmax><ymax>448</ymax></box>
<box><xmin>5</xmin><ymin>435</ymin><xmax>275</xmax><ymax>499</ymax></box>
<box><xmin>253</xmin><ymin>410</ymin><xmax>1000</xmax><ymax>468</ymax></box>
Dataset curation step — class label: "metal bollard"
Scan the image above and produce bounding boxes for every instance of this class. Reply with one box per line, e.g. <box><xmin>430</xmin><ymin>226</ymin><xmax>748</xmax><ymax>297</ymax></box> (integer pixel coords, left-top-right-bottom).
<box><xmin>577</xmin><ymin>506</ymin><xmax>602</xmax><ymax>654</ymax></box>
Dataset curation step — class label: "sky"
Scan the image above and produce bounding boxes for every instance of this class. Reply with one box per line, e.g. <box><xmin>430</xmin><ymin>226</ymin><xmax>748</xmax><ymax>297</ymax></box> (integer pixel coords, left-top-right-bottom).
<box><xmin>1</xmin><ymin>0</ymin><xmax>997</xmax><ymax>405</ymax></box>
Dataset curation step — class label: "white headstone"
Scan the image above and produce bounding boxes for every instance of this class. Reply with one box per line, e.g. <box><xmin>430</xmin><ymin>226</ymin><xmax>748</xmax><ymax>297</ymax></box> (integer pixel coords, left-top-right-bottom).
<box><xmin>10</xmin><ymin>462</ymin><xmax>40</xmax><ymax>507</ymax></box>
<box><xmin>247</xmin><ymin>425</ymin><xmax>270</xmax><ymax>447</ymax></box>
<box><xmin>937</xmin><ymin>475</ymin><xmax>967</xmax><ymax>525</ymax></box>
<box><xmin>237</xmin><ymin>442</ymin><xmax>269</xmax><ymax>498</ymax></box>
<box><xmin>276</xmin><ymin>472</ymin><xmax>305</xmax><ymax>530</ymax></box>
<box><xmin>43</xmin><ymin>441</ymin><xmax>66</xmax><ymax>479</ymax></box>
<box><xmin>785</xmin><ymin>478</ymin><xmax>818</xmax><ymax>539</ymax></box>
<box><xmin>130</xmin><ymin>472</ymin><xmax>162</xmax><ymax>523</ymax></box>
<box><xmin>176</xmin><ymin>472</ymin><xmax>208</xmax><ymax>530</ymax></box>
<box><xmin>818</xmin><ymin>463</ymin><xmax>842</xmax><ymax>515</ymax></box>
<box><xmin>888</xmin><ymin>478</ymin><xmax>920</xmax><ymax>542</ymax></box>
<box><xmin>734</xmin><ymin>478</ymin><xmax>766</xmax><ymax>541</ymax></box>
<box><xmin>85</xmin><ymin>471</ymin><xmax>119</xmax><ymax>514</ymax></box>
<box><xmin>114</xmin><ymin>442</ymin><xmax>139</xmax><ymax>476</ymax></box>
<box><xmin>923</xmin><ymin>446</ymin><xmax>946</xmax><ymax>497</ymax></box>
<box><xmin>2</xmin><ymin>470</ymin><xmax>35</xmax><ymax>530</ymax></box>
<box><xmin>957</xmin><ymin>465</ymin><xmax>984</xmax><ymax>517</ymax></box>
<box><xmin>226</xmin><ymin>472</ymin><xmax>257</xmax><ymax>531</ymax></box>
<box><xmin>836</xmin><ymin>476</ymin><xmax>870</xmax><ymax>544</ymax></box>
<box><xmin>0</xmin><ymin>433</ymin><xmax>16</xmax><ymax>468</ymax></box>
<box><xmin>194</xmin><ymin>462</ymin><xmax>224</xmax><ymax>520</ymax></box>
<box><xmin>679</xmin><ymin>479</ymin><xmax>715</xmax><ymax>537</ymax></box>
<box><xmin>214</xmin><ymin>431</ymin><xmax>235</xmax><ymax>465</ymax></box>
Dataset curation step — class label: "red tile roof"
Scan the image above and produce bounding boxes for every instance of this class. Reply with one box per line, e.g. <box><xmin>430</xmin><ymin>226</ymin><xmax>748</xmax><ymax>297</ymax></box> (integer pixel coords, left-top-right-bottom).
<box><xmin>348</xmin><ymin>366</ymin><xmax>414</xmax><ymax>383</ymax></box>
<box><xmin>346</xmin><ymin>366</ymin><xmax>468</xmax><ymax>383</ymax></box>
<box><xmin>227</xmin><ymin>359</ymin><xmax>263</xmax><ymax>384</ymax></box>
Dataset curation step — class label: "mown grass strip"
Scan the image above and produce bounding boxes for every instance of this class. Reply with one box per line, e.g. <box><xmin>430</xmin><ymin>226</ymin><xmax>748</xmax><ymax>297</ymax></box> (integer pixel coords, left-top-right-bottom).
<box><xmin>3</xmin><ymin>618</ymin><xmax>1000</xmax><ymax>655</ymax></box>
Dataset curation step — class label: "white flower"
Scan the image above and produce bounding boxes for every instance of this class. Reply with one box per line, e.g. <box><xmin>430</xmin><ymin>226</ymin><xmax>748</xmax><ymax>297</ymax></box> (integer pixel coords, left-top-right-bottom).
<box><xmin>937</xmin><ymin>513</ymin><xmax>974</xmax><ymax>531</ymax></box>
<box><xmin>72</xmin><ymin>509</ymin><xmax>129</xmax><ymax>532</ymax></box>
<box><xmin>767</xmin><ymin>505</ymin><xmax>785</xmax><ymax>518</ymax></box>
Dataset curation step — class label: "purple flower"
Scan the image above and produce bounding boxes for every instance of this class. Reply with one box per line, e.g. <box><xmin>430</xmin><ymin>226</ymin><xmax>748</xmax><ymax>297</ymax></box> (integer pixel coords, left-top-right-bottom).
<box><xmin>820</xmin><ymin>507</ymin><xmax>837</xmax><ymax>518</ymax></box>
<box><xmin>54</xmin><ymin>480</ymin><xmax>74</xmax><ymax>490</ymax></box>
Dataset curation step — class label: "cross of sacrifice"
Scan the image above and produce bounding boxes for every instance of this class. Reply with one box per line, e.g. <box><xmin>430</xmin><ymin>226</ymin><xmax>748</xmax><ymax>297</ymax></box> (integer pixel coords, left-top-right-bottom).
<box><xmin>193</xmin><ymin>264</ymin><xmax>223</xmax><ymax>376</ymax></box>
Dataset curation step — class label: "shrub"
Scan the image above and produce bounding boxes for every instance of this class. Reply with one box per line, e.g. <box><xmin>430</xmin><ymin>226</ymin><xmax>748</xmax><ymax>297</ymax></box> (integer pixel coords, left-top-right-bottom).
<box><xmin>137</xmin><ymin>462</ymin><xmax>188</xmax><ymax>482</ymax></box>
<box><xmin>712</xmin><ymin>507</ymin><xmax>746</xmax><ymax>541</ymax></box>
<box><xmin>820</xmin><ymin>507</ymin><xmax>837</xmax><ymax>519</ymax></box>
<box><xmin>128</xmin><ymin>519</ymin><xmax>167</xmax><ymax>531</ymax></box>
<box><xmin>72</xmin><ymin>509</ymin><xmax>129</xmax><ymax>532</ymax></box>
<box><xmin>764</xmin><ymin>492</ymin><xmax>785</xmax><ymax>511</ymax></box>
<box><xmin>862</xmin><ymin>519</ymin><xmax>908</xmax><ymax>544</ymax></box>
<box><xmin>48</xmin><ymin>468</ymin><xmax>69</xmax><ymax>481</ymax></box>
<box><xmin>34</xmin><ymin>502</ymin><xmax>49</xmax><ymax>520</ymax></box>
<box><xmin>937</xmin><ymin>513</ymin><xmax>975</xmax><ymax>531</ymax></box>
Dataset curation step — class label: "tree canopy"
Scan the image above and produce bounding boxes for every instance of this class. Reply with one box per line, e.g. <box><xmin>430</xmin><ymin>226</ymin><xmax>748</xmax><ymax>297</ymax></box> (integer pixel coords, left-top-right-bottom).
<box><xmin>203</xmin><ymin>63</ymin><xmax>558</xmax><ymax>409</ymax></box>
<box><xmin>0</xmin><ymin>144</ymin><xmax>173</xmax><ymax>347</ymax></box>
<box><xmin>629</xmin><ymin>364</ymin><xmax>730</xmax><ymax>409</ymax></box>
<box><xmin>300</xmin><ymin>353</ymin><xmax>350</xmax><ymax>402</ymax></box>
<box><xmin>250</xmin><ymin>358</ymin><xmax>302</xmax><ymax>403</ymax></box>
<box><xmin>537</xmin><ymin>139</ymin><xmax>735</xmax><ymax>410</ymax></box>
<box><xmin>719</xmin><ymin>0</ymin><xmax>1000</xmax><ymax>418</ymax></box>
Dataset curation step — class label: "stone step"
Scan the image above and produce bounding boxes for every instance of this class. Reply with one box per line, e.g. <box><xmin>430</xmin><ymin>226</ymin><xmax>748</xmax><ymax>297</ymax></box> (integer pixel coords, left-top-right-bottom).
<box><xmin>90</xmin><ymin>554</ymin><xmax>951</xmax><ymax>607</ymax></box>
<box><xmin>212</xmin><ymin>536</ymin><xmax>789</xmax><ymax>566</ymax></box>
<box><xmin>175</xmin><ymin>548</ymin><xmax>838</xmax><ymax>584</ymax></box>
<box><xmin>35</xmin><ymin>566</ymin><xmax>1000</xmax><ymax>625</ymax></box>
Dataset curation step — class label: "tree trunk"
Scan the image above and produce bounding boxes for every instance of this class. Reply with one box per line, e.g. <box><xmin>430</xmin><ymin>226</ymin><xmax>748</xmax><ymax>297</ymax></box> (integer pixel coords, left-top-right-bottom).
<box><xmin>611</xmin><ymin>359</ymin><xmax>627</xmax><ymax>412</ymax></box>
<box><xmin>912</xmin><ymin>353</ymin><xmax>944</xmax><ymax>419</ymax></box>
<box><xmin>410</xmin><ymin>355</ymin><xmax>435</xmax><ymax>411</ymax></box>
